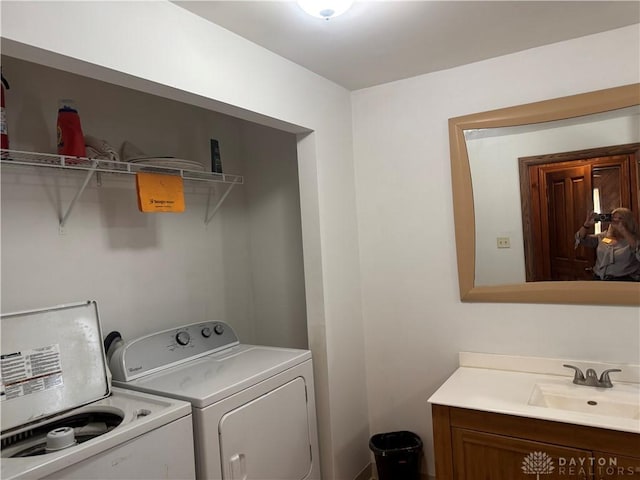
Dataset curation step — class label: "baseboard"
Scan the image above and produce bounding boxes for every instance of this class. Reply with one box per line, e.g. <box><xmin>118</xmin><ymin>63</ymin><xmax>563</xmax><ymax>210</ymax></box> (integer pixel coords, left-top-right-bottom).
<box><xmin>356</xmin><ymin>462</ymin><xmax>434</xmax><ymax>480</ymax></box>
<box><xmin>353</xmin><ymin>463</ymin><xmax>372</xmax><ymax>480</ymax></box>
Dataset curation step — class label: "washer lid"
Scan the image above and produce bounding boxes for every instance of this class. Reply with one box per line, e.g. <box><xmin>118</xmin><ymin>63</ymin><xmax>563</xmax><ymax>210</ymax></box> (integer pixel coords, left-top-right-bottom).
<box><xmin>1</xmin><ymin>301</ymin><xmax>111</xmax><ymax>432</ymax></box>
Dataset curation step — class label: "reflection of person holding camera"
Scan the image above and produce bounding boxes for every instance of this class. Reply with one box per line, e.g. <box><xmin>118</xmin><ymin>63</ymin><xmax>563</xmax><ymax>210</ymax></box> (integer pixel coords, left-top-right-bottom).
<box><xmin>575</xmin><ymin>207</ymin><xmax>640</xmax><ymax>281</ymax></box>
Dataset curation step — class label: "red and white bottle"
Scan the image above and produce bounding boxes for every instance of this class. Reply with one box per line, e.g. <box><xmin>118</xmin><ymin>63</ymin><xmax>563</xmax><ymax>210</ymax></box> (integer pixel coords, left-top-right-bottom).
<box><xmin>57</xmin><ymin>99</ymin><xmax>86</xmax><ymax>158</ymax></box>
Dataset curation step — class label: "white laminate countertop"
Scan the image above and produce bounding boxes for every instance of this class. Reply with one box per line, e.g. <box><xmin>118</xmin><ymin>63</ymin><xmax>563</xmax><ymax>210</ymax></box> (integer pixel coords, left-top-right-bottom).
<box><xmin>428</xmin><ymin>352</ymin><xmax>640</xmax><ymax>434</ymax></box>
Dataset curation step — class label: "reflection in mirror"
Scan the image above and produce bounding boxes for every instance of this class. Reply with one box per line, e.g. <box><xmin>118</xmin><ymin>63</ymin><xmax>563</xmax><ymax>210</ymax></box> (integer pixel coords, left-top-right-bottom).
<box><xmin>519</xmin><ymin>142</ymin><xmax>639</xmax><ymax>283</ymax></box>
<box><xmin>449</xmin><ymin>83</ymin><xmax>640</xmax><ymax>306</ymax></box>
<box><xmin>466</xmin><ymin>106</ymin><xmax>640</xmax><ymax>286</ymax></box>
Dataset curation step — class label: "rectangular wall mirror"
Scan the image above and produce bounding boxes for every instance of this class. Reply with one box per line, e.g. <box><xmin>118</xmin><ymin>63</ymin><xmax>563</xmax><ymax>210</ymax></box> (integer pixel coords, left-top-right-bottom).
<box><xmin>449</xmin><ymin>84</ymin><xmax>640</xmax><ymax>306</ymax></box>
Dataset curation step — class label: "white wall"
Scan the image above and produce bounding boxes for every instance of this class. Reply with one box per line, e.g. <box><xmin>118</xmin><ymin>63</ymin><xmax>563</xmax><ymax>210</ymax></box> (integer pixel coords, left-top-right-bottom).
<box><xmin>0</xmin><ymin>2</ymin><xmax>369</xmax><ymax>479</ymax></box>
<box><xmin>352</xmin><ymin>24</ymin><xmax>640</xmax><ymax>476</ymax></box>
<box><xmin>241</xmin><ymin>122</ymin><xmax>308</xmax><ymax>348</ymax></box>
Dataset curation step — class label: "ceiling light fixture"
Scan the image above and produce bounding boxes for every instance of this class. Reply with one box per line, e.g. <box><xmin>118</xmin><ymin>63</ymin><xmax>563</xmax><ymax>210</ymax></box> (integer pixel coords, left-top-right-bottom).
<box><xmin>297</xmin><ymin>0</ymin><xmax>354</xmax><ymax>20</ymax></box>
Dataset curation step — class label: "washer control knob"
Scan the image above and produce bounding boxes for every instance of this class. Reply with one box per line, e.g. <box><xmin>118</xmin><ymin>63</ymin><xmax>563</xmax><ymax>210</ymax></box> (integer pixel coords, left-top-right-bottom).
<box><xmin>213</xmin><ymin>324</ymin><xmax>225</xmax><ymax>335</ymax></box>
<box><xmin>176</xmin><ymin>331</ymin><xmax>190</xmax><ymax>346</ymax></box>
<box><xmin>201</xmin><ymin>327</ymin><xmax>212</xmax><ymax>338</ymax></box>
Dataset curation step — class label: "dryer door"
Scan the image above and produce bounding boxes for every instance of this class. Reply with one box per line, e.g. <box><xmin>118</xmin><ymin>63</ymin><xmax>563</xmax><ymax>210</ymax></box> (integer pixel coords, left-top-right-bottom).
<box><xmin>219</xmin><ymin>377</ymin><xmax>312</xmax><ymax>480</ymax></box>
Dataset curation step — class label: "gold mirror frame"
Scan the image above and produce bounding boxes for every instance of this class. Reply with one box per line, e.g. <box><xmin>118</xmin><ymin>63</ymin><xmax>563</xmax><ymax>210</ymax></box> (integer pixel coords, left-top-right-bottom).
<box><xmin>450</xmin><ymin>83</ymin><xmax>640</xmax><ymax>306</ymax></box>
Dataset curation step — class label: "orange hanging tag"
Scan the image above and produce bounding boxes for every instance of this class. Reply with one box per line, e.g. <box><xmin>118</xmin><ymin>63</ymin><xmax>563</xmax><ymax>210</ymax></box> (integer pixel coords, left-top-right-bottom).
<box><xmin>136</xmin><ymin>172</ymin><xmax>185</xmax><ymax>213</ymax></box>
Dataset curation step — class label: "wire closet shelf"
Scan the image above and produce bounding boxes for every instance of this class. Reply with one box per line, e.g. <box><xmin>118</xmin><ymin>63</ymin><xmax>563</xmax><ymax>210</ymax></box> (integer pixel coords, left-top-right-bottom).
<box><xmin>0</xmin><ymin>149</ymin><xmax>244</xmax><ymax>185</ymax></box>
<box><xmin>1</xmin><ymin>149</ymin><xmax>243</xmax><ymax>228</ymax></box>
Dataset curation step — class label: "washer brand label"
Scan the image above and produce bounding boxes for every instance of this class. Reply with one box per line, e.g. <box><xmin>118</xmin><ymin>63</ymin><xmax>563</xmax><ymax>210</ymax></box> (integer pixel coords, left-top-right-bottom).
<box><xmin>0</xmin><ymin>344</ymin><xmax>63</xmax><ymax>401</ymax></box>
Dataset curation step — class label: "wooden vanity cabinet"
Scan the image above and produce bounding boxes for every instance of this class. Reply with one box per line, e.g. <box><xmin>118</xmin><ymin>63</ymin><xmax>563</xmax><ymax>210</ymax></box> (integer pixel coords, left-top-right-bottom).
<box><xmin>432</xmin><ymin>405</ymin><xmax>640</xmax><ymax>480</ymax></box>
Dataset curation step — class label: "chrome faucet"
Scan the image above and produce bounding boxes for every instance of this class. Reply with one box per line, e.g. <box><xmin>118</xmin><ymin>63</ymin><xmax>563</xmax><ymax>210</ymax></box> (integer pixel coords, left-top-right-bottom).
<box><xmin>563</xmin><ymin>364</ymin><xmax>621</xmax><ymax>388</ymax></box>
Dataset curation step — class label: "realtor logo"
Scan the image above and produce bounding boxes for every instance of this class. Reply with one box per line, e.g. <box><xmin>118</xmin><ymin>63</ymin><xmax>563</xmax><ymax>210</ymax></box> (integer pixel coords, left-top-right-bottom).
<box><xmin>522</xmin><ymin>451</ymin><xmax>555</xmax><ymax>479</ymax></box>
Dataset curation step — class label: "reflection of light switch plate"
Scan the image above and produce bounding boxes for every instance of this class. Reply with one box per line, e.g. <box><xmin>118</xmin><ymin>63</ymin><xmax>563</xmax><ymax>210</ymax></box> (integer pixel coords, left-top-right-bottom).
<box><xmin>497</xmin><ymin>237</ymin><xmax>511</xmax><ymax>248</ymax></box>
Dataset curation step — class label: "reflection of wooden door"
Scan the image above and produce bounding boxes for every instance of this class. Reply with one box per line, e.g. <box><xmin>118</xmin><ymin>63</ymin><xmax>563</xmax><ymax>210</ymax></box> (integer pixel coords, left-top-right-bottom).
<box><xmin>520</xmin><ymin>143</ymin><xmax>639</xmax><ymax>282</ymax></box>
<box><xmin>543</xmin><ymin>166</ymin><xmax>594</xmax><ymax>280</ymax></box>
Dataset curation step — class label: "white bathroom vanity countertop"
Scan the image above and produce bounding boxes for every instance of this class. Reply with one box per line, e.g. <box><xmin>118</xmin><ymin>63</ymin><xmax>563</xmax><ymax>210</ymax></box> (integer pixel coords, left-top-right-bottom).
<box><xmin>428</xmin><ymin>352</ymin><xmax>640</xmax><ymax>434</ymax></box>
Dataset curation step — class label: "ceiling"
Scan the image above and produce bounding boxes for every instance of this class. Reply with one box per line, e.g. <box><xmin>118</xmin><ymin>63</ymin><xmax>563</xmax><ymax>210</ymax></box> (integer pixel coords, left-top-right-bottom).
<box><xmin>174</xmin><ymin>1</ymin><xmax>640</xmax><ymax>91</ymax></box>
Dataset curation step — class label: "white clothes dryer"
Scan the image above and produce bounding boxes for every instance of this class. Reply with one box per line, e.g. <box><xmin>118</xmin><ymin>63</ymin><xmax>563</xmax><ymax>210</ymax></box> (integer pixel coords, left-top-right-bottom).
<box><xmin>0</xmin><ymin>301</ymin><xmax>196</xmax><ymax>480</ymax></box>
<box><xmin>106</xmin><ymin>321</ymin><xmax>321</xmax><ymax>480</ymax></box>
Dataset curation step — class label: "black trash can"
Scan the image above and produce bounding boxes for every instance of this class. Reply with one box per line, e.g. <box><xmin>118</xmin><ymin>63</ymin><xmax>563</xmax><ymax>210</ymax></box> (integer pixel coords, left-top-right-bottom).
<box><xmin>369</xmin><ymin>430</ymin><xmax>423</xmax><ymax>480</ymax></box>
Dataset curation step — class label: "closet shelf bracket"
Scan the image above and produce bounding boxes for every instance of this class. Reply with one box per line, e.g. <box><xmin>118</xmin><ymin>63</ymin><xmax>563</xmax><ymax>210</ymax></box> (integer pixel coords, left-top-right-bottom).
<box><xmin>205</xmin><ymin>183</ymin><xmax>236</xmax><ymax>226</ymax></box>
<box><xmin>59</xmin><ymin>162</ymin><xmax>98</xmax><ymax>234</ymax></box>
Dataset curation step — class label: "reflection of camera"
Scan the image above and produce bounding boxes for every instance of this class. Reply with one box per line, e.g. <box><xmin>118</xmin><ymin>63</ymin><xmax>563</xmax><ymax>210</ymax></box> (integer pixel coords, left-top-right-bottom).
<box><xmin>594</xmin><ymin>213</ymin><xmax>612</xmax><ymax>222</ymax></box>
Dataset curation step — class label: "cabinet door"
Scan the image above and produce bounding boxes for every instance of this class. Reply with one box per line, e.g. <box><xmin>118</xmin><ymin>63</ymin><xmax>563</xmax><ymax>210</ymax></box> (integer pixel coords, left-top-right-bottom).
<box><xmin>594</xmin><ymin>452</ymin><xmax>640</xmax><ymax>479</ymax></box>
<box><xmin>453</xmin><ymin>428</ymin><xmax>592</xmax><ymax>480</ymax></box>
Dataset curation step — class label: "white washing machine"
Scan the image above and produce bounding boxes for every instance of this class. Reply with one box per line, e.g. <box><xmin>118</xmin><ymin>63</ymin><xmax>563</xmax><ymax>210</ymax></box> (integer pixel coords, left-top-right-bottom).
<box><xmin>105</xmin><ymin>321</ymin><xmax>321</xmax><ymax>480</ymax></box>
<box><xmin>0</xmin><ymin>301</ymin><xmax>196</xmax><ymax>480</ymax></box>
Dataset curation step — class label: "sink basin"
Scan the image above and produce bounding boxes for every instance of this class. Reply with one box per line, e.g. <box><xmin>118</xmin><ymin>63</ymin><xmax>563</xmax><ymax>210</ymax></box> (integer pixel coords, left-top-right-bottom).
<box><xmin>528</xmin><ymin>382</ymin><xmax>640</xmax><ymax>420</ymax></box>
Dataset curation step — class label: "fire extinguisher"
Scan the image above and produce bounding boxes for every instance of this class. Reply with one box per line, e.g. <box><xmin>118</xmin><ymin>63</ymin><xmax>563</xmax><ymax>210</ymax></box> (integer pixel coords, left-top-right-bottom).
<box><xmin>1</xmin><ymin>70</ymin><xmax>9</xmax><ymax>150</ymax></box>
